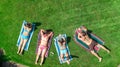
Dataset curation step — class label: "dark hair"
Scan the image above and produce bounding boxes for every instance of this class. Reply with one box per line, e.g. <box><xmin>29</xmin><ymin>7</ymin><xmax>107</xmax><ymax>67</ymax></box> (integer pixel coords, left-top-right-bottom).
<box><xmin>25</xmin><ymin>23</ymin><xmax>32</xmax><ymax>28</ymax></box>
<box><xmin>81</xmin><ymin>31</ymin><xmax>86</xmax><ymax>36</ymax></box>
<box><xmin>43</xmin><ymin>30</ymin><xmax>48</xmax><ymax>34</ymax></box>
<box><xmin>58</xmin><ymin>38</ymin><xmax>65</xmax><ymax>44</ymax></box>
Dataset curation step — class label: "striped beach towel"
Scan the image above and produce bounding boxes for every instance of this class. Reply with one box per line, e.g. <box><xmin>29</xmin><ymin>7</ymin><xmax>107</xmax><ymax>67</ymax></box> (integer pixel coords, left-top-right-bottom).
<box><xmin>54</xmin><ymin>34</ymin><xmax>72</xmax><ymax>64</ymax></box>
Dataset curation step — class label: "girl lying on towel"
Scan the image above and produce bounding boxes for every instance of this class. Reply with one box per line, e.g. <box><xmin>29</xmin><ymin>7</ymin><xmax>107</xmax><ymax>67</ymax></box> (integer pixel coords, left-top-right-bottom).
<box><xmin>58</xmin><ymin>34</ymin><xmax>70</xmax><ymax>64</ymax></box>
<box><xmin>35</xmin><ymin>29</ymin><xmax>53</xmax><ymax>66</ymax></box>
<box><xmin>77</xmin><ymin>26</ymin><xmax>110</xmax><ymax>62</ymax></box>
<box><xmin>17</xmin><ymin>22</ymin><xmax>32</xmax><ymax>55</ymax></box>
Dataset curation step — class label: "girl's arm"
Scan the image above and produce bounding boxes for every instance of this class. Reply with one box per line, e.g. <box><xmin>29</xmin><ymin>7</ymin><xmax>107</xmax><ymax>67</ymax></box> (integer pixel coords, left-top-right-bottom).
<box><xmin>48</xmin><ymin>32</ymin><xmax>53</xmax><ymax>37</ymax></box>
<box><xmin>40</xmin><ymin>29</ymin><xmax>44</xmax><ymax>35</ymax></box>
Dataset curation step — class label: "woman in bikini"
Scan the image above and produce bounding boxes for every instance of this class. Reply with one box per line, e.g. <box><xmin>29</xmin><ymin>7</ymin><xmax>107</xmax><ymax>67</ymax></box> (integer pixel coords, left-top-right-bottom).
<box><xmin>17</xmin><ymin>22</ymin><xmax>32</xmax><ymax>55</ymax></box>
<box><xmin>77</xmin><ymin>27</ymin><xmax>110</xmax><ymax>62</ymax></box>
<box><xmin>58</xmin><ymin>34</ymin><xmax>70</xmax><ymax>64</ymax></box>
<box><xmin>35</xmin><ymin>29</ymin><xmax>53</xmax><ymax>65</ymax></box>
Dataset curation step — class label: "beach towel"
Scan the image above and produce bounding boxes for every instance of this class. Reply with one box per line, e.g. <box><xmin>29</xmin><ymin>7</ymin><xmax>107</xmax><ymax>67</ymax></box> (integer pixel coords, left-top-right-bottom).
<box><xmin>36</xmin><ymin>30</ymin><xmax>53</xmax><ymax>57</ymax></box>
<box><xmin>54</xmin><ymin>34</ymin><xmax>72</xmax><ymax>64</ymax></box>
<box><xmin>73</xmin><ymin>28</ymin><xmax>104</xmax><ymax>52</ymax></box>
<box><xmin>17</xmin><ymin>20</ymin><xmax>35</xmax><ymax>51</ymax></box>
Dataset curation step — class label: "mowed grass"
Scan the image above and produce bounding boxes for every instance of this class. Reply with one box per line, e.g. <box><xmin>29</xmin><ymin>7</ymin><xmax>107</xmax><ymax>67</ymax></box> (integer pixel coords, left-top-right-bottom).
<box><xmin>0</xmin><ymin>0</ymin><xmax>120</xmax><ymax>67</ymax></box>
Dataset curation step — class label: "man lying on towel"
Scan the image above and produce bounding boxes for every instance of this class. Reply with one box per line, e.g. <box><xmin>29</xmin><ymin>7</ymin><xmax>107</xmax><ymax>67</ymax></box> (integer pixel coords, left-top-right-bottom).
<box><xmin>77</xmin><ymin>26</ymin><xmax>110</xmax><ymax>62</ymax></box>
<box><xmin>58</xmin><ymin>34</ymin><xmax>70</xmax><ymax>64</ymax></box>
<box><xmin>35</xmin><ymin>29</ymin><xmax>53</xmax><ymax>66</ymax></box>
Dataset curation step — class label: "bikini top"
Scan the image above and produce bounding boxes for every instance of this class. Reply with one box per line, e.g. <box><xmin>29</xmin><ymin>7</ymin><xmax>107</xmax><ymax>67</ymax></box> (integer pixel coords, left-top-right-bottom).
<box><xmin>24</xmin><ymin>29</ymin><xmax>29</xmax><ymax>33</ymax></box>
<box><xmin>41</xmin><ymin>36</ymin><xmax>48</xmax><ymax>42</ymax></box>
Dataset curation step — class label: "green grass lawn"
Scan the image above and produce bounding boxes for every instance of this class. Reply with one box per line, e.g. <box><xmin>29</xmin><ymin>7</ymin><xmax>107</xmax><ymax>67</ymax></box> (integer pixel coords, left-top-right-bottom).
<box><xmin>0</xmin><ymin>0</ymin><xmax>120</xmax><ymax>67</ymax></box>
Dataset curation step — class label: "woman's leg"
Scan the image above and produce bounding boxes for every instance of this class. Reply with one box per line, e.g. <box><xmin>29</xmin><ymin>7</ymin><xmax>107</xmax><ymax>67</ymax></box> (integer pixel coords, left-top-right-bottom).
<box><xmin>17</xmin><ymin>38</ymin><xmax>24</xmax><ymax>54</ymax></box>
<box><xmin>91</xmin><ymin>50</ymin><xmax>102</xmax><ymax>62</ymax></box>
<box><xmin>40</xmin><ymin>48</ymin><xmax>47</xmax><ymax>65</ymax></box>
<box><xmin>19</xmin><ymin>39</ymin><xmax>27</xmax><ymax>55</ymax></box>
<box><xmin>35</xmin><ymin>47</ymin><xmax>42</xmax><ymax>64</ymax></box>
<box><xmin>97</xmin><ymin>44</ymin><xmax>110</xmax><ymax>53</ymax></box>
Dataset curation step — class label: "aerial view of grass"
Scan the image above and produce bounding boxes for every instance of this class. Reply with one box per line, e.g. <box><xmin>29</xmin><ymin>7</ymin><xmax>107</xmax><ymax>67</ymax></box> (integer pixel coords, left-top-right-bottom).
<box><xmin>0</xmin><ymin>0</ymin><xmax>120</xmax><ymax>67</ymax></box>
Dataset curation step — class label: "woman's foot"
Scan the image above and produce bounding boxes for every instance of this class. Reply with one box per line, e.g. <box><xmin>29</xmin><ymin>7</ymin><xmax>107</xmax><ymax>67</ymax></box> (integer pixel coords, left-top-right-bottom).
<box><xmin>19</xmin><ymin>52</ymin><xmax>22</xmax><ymax>55</ymax></box>
<box><xmin>17</xmin><ymin>51</ymin><xmax>19</xmax><ymax>54</ymax></box>
<box><xmin>98</xmin><ymin>58</ymin><xmax>102</xmax><ymax>62</ymax></box>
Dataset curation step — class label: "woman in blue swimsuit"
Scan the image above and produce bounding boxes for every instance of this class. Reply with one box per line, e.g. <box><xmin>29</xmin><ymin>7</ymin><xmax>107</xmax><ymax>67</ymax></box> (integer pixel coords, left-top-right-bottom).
<box><xmin>17</xmin><ymin>23</ymin><xmax>32</xmax><ymax>55</ymax></box>
<box><xmin>58</xmin><ymin>34</ymin><xmax>70</xmax><ymax>64</ymax></box>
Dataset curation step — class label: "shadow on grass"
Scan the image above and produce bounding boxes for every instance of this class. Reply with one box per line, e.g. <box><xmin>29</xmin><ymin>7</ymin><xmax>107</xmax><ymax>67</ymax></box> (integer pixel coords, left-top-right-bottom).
<box><xmin>0</xmin><ymin>49</ymin><xmax>11</xmax><ymax>67</ymax></box>
<box><xmin>67</xmin><ymin>36</ymin><xmax>71</xmax><ymax>44</ymax></box>
<box><xmin>71</xmin><ymin>55</ymin><xmax>79</xmax><ymax>58</ymax></box>
<box><xmin>33</xmin><ymin>22</ymin><xmax>41</xmax><ymax>31</ymax></box>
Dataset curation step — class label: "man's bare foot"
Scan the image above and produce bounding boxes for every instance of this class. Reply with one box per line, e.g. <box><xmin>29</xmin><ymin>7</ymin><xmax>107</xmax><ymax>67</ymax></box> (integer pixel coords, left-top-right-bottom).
<box><xmin>98</xmin><ymin>58</ymin><xmax>102</xmax><ymax>62</ymax></box>
<box><xmin>107</xmin><ymin>50</ymin><xmax>110</xmax><ymax>53</ymax></box>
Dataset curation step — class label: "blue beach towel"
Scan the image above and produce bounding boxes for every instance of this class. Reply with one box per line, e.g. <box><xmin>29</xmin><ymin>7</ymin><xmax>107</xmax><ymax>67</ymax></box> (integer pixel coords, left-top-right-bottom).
<box><xmin>54</xmin><ymin>34</ymin><xmax>72</xmax><ymax>64</ymax></box>
<box><xmin>17</xmin><ymin>20</ymin><xmax>35</xmax><ymax>51</ymax></box>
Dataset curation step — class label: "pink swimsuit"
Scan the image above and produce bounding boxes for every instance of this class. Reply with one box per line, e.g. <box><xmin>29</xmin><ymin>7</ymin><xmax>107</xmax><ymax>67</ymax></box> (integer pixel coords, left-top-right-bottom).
<box><xmin>39</xmin><ymin>45</ymin><xmax>47</xmax><ymax>51</ymax></box>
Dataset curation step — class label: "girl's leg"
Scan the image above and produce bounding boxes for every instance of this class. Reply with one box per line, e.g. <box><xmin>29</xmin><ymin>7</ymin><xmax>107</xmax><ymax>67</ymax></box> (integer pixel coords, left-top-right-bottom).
<box><xmin>65</xmin><ymin>52</ymin><xmax>70</xmax><ymax>64</ymax></box>
<box><xmin>97</xmin><ymin>44</ymin><xmax>110</xmax><ymax>53</ymax></box>
<box><xmin>40</xmin><ymin>48</ymin><xmax>47</xmax><ymax>65</ymax></box>
<box><xmin>17</xmin><ymin>38</ymin><xmax>23</xmax><ymax>54</ymax></box>
<box><xmin>60</xmin><ymin>54</ymin><xmax>64</xmax><ymax>62</ymax></box>
<box><xmin>91</xmin><ymin>50</ymin><xmax>102</xmax><ymax>62</ymax></box>
<box><xmin>19</xmin><ymin>39</ymin><xmax>27</xmax><ymax>55</ymax></box>
<box><xmin>35</xmin><ymin>48</ymin><xmax>42</xmax><ymax>64</ymax></box>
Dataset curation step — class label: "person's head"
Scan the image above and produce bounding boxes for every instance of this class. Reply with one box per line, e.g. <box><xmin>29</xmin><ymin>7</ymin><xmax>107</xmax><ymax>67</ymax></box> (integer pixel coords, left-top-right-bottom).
<box><xmin>25</xmin><ymin>23</ymin><xmax>32</xmax><ymax>28</ymax></box>
<box><xmin>78</xmin><ymin>31</ymin><xmax>86</xmax><ymax>37</ymax></box>
<box><xmin>43</xmin><ymin>30</ymin><xmax>49</xmax><ymax>36</ymax></box>
<box><xmin>58</xmin><ymin>38</ymin><xmax>65</xmax><ymax>45</ymax></box>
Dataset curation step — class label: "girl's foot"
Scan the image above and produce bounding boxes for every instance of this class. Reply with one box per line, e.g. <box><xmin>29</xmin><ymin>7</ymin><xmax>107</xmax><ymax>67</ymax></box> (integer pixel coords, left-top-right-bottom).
<box><xmin>98</xmin><ymin>58</ymin><xmax>102</xmax><ymax>62</ymax></box>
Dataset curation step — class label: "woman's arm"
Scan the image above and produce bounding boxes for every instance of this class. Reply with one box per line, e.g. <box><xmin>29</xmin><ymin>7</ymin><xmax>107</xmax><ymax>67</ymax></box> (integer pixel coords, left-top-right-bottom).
<box><xmin>48</xmin><ymin>32</ymin><xmax>53</xmax><ymax>37</ymax></box>
<box><xmin>40</xmin><ymin>29</ymin><xmax>44</xmax><ymax>35</ymax></box>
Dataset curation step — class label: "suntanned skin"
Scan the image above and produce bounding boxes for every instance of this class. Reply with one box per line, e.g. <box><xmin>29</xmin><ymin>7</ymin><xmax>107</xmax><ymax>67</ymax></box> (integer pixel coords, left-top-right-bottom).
<box><xmin>77</xmin><ymin>27</ymin><xmax>110</xmax><ymax>62</ymax></box>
